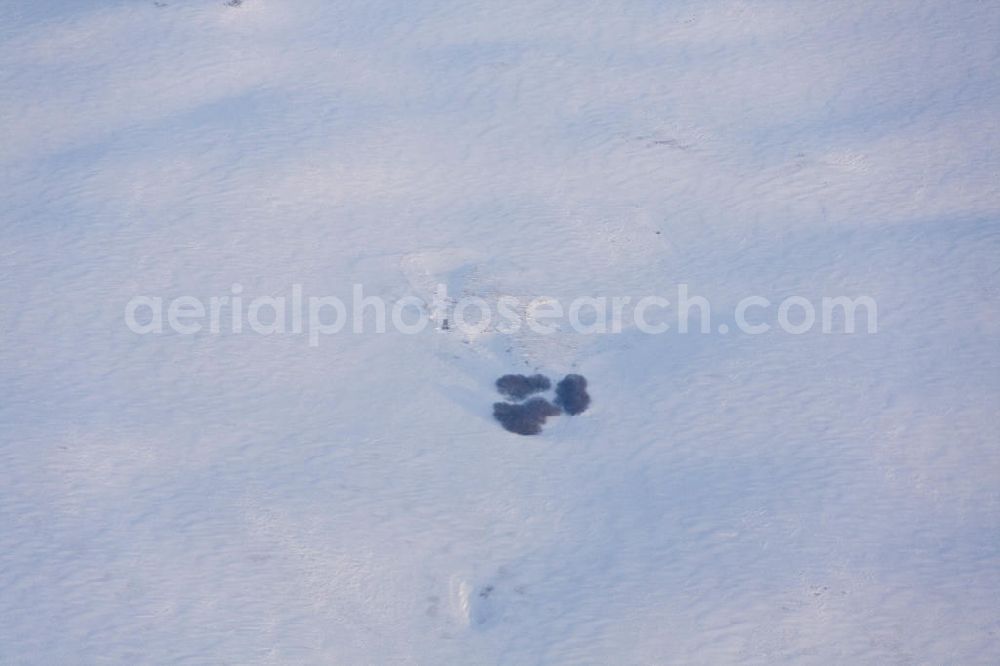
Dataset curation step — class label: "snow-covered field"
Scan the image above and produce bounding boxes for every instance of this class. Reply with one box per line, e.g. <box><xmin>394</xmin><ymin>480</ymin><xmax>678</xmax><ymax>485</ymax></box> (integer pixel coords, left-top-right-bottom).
<box><xmin>2</xmin><ymin>1</ymin><xmax>999</xmax><ymax>663</ymax></box>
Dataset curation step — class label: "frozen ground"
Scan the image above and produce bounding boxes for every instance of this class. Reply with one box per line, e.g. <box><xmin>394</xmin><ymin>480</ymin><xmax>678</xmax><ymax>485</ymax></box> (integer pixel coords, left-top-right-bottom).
<box><xmin>2</xmin><ymin>1</ymin><xmax>999</xmax><ymax>663</ymax></box>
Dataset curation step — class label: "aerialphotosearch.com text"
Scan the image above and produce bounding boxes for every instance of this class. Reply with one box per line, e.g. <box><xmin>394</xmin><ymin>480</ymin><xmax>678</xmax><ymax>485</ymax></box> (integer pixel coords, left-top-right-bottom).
<box><xmin>124</xmin><ymin>283</ymin><xmax>878</xmax><ymax>347</ymax></box>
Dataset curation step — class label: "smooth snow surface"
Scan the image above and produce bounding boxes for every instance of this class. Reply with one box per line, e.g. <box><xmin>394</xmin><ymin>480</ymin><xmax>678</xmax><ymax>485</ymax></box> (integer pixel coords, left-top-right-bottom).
<box><xmin>2</xmin><ymin>1</ymin><xmax>999</xmax><ymax>663</ymax></box>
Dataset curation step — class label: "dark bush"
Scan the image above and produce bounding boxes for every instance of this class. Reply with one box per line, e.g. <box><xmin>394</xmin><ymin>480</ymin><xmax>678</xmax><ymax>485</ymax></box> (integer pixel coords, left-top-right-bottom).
<box><xmin>493</xmin><ymin>397</ymin><xmax>562</xmax><ymax>435</ymax></box>
<box><xmin>495</xmin><ymin>374</ymin><xmax>551</xmax><ymax>400</ymax></box>
<box><xmin>554</xmin><ymin>374</ymin><xmax>590</xmax><ymax>415</ymax></box>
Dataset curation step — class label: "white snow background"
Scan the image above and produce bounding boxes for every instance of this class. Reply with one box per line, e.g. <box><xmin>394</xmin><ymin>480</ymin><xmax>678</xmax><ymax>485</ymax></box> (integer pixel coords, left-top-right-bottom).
<box><xmin>1</xmin><ymin>0</ymin><xmax>999</xmax><ymax>663</ymax></box>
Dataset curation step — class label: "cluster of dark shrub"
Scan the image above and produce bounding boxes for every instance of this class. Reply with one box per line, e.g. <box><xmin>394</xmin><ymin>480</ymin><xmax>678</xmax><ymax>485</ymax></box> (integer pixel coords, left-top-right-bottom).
<box><xmin>495</xmin><ymin>374</ymin><xmax>551</xmax><ymax>400</ymax></box>
<box><xmin>554</xmin><ymin>374</ymin><xmax>590</xmax><ymax>415</ymax></box>
<box><xmin>492</xmin><ymin>373</ymin><xmax>590</xmax><ymax>435</ymax></box>
<box><xmin>493</xmin><ymin>397</ymin><xmax>562</xmax><ymax>435</ymax></box>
